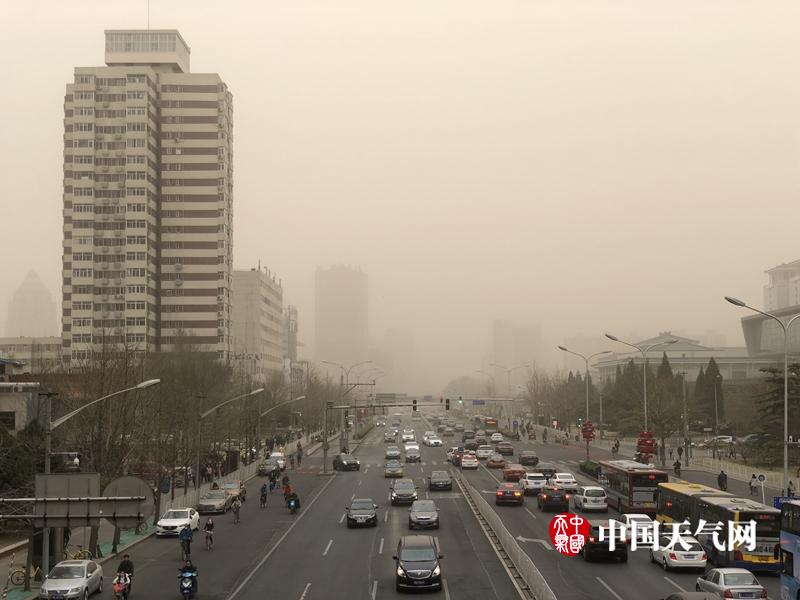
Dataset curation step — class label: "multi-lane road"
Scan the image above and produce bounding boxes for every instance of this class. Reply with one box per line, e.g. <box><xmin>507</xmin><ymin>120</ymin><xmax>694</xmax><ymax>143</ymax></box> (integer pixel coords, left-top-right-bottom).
<box><xmin>85</xmin><ymin>414</ymin><xmax>781</xmax><ymax>599</ymax></box>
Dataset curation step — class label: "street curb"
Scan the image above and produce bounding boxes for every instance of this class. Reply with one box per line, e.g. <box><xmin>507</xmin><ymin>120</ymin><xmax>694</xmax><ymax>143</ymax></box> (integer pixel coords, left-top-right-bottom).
<box><xmin>0</xmin><ymin>540</ymin><xmax>28</xmax><ymax>561</ymax></box>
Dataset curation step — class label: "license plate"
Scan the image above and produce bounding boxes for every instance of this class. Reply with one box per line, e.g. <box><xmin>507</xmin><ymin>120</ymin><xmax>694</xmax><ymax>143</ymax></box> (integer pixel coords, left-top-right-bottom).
<box><xmin>683</xmin><ymin>554</ymin><xmax>695</xmax><ymax>559</ymax></box>
<box><xmin>739</xmin><ymin>594</ymin><xmax>753</xmax><ymax>598</ymax></box>
<box><xmin>414</xmin><ymin>581</ymin><xmax>427</xmax><ymax>585</ymax></box>
<box><xmin>643</xmin><ymin>502</ymin><xmax>655</xmax><ymax>507</ymax></box>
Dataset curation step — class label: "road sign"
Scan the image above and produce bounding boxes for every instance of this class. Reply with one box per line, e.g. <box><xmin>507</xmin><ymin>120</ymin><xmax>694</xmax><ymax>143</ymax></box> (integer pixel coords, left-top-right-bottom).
<box><xmin>757</xmin><ymin>473</ymin><xmax>766</xmax><ymax>483</ymax></box>
<box><xmin>424</xmin><ymin>395</ymin><xmax>433</xmax><ymax>401</ymax></box>
<box><xmin>774</xmin><ymin>496</ymin><xmax>794</xmax><ymax>509</ymax></box>
<box><xmin>472</xmin><ymin>399</ymin><xmax>485</xmax><ymax>406</ymax></box>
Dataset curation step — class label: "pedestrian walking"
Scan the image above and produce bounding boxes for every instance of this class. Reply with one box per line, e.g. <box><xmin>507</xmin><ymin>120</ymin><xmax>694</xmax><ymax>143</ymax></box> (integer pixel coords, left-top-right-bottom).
<box><xmin>669</xmin><ymin>448</ymin><xmax>674</xmax><ymax>461</ymax></box>
<box><xmin>297</xmin><ymin>447</ymin><xmax>303</xmax><ymax>467</ymax></box>
<box><xmin>749</xmin><ymin>474</ymin><xmax>758</xmax><ymax>496</ymax></box>
<box><xmin>789</xmin><ymin>480</ymin><xmax>796</xmax><ymax>498</ymax></box>
<box><xmin>289</xmin><ymin>453</ymin><xmax>295</xmax><ymax>470</ymax></box>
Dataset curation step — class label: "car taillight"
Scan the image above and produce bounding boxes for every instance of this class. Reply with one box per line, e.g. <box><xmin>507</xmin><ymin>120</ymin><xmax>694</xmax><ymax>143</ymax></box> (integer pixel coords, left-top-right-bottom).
<box><xmin>497</xmin><ymin>491</ymin><xmax>503</xmax><ymax>496</ymax></box>
<box><xmin>723</xmin><ymin>590</ymin><xmax>733</xmax><ymax>598</ymax></box>
<box><xmin>733</xmin><ymin>550</ymin><xmax>743</xmax><ymax>561</ymax></box>
<box><xmin>760</xmin><ymin>589</ymin><xmax>768</xmax><ymax>598</ymax></box>
<box><xmin>542</xmin><ymin>494</ymin><xmax>548</xmax><ymax>500</ymax></box>
<box><xmin>701</xmin><ymin>553</ymin><xmax>707</xmax><ymax>560</ymax></box>
<box><xmin>668</xmin><ymin>553</ymin><xmax>677</xmax><ymax>560</ymax></box>
<box><xmin>565</xmin><ymin>494</ymin><xmax>571</xmax><ymax>499</ymax></box>
<box><xmin>514</xmin><ymin>492</ymin><xmax>521</xmax><ymax>496</ymax></box>
<box><xmin>589</xmin><ymin>537</ymin><xmax>595</xmax><ymax>543</ymax></box>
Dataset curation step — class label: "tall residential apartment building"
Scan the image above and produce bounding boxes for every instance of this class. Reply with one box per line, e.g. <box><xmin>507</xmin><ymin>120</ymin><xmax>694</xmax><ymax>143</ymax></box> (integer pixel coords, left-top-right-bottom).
<box><xmin>315</xmin><ymin>265</ymin><xmax>368</xmax><ymax>367</ymax></box>
<box><xmin>61</xmin><ymin>30</ymin><xmax>234</xmax><ymax>366</ymax></box>
<box><xmin>231</xmin><ymin>268</ymin><xmax>284</xmax><ymax>380</ymax></box>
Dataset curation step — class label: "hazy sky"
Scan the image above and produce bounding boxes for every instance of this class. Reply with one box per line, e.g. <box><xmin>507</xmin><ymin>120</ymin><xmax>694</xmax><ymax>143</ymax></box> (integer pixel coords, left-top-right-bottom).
<box><xmin>2</xmin><ymin>1</ymin><xmax>799</xmax><ymax>391</ymax></box>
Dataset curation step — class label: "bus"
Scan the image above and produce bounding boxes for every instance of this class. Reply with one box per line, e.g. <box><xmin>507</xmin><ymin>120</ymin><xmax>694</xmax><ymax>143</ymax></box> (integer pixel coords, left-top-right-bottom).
<box><xmin>656</xmin><ymin>481</ymin><xmax>732</xmax><ymax>525</ymax></box>
<box><xmin>596</xmin><ymin>460</ymin><xmax>668</xmax><ymax>515</ymax></box>
<box><xmin>483</xmin><ymin>418</ymin><xmax>499</xmax><ymax>433</ymax></box>
<box><xmin>779</xmin><ymin>500</ymin><xmax>800</xmax><ymax>600</ymax></box>
<box><xmin>693</xmin><ymin>496</ymin><xmax>780</xmax><ymax>572</ymax></box>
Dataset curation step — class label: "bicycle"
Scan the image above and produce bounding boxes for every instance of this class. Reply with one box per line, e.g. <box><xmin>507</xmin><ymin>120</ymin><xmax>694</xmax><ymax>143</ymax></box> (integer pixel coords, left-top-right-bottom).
<box><xmin>260</xmin><ymin>493</ymin><xmax>267</xmax><ymax>509</ymax></box>
<box><xmin>204</xmin><ymin>530</ymin><xmax>214</xmax><ymax>551</ymax></box>
<box><xmin>180</xmin><ymin>539</ymin><xmax>191</xmax><ymax>562</ymax></box>
<box><xmin>63</xmin><ymin>544</ymin><xmax>93</xmax><ymax>560</ymax></box>
<box><xmin>8</xmin><ymin>554</ymin><xmax>43</xmax><ymax>586</ymax></box>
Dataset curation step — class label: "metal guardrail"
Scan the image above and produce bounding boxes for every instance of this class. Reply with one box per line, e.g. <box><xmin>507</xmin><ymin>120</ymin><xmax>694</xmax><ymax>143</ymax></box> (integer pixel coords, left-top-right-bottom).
<box><xmin>457</xmin><ymin>473</ymin><xmax>557</xmax><ymax>600</ymax></box>
<box><xmin>690</xmin><ymin>457</ymin><xmax>782</xmax><ymax>485</ymax></box>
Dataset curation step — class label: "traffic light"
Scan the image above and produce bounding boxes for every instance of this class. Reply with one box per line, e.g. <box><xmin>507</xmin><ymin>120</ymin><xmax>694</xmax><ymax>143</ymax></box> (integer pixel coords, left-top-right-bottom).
<box><xmin>458</xmin><ymin>396</ymin><xmax>463</xmax><ymax>405</ymax></box>
<box><xmin>445</xmin><ymin>398</ymin><xmax>450</xmax><ymax>410</ymax></box>
<box><xmin>412</xmin><ymin>399</ymin><xmax>417</xmax><ymax>412</ymax></box>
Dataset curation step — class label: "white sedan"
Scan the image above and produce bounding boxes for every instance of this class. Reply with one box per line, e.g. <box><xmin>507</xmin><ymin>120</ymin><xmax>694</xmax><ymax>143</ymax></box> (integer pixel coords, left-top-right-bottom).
<box><xmin>520</xmin><ymin>473</ymin><xmax>547</xmax><ymax>495</ymax></box>
<box><xmin>401</xmin><ymin>432</ymin><xmax>416</xmax><ymax>443</ymax></box>
<box><xmin>551</xmin><ymin>472</ymin><xmax>579</xmax><ymax>492</ymax></box>
<box><xmin>620</xmin><ymin>513</ymin><xmax>653</xmax><ymax>543</ymax></box>
<box><xmin>461</xmin><ymin>454</ymin><xmax>479</xmax><ymax>469</ymax></box>
<box><xmin>156</xmin><ymin>507</ymin><xmax>199</xmax><ymax>536</ymax></box>
<box><xmin>476</xmin><ymin>445</ymin><xmax>494</xmax><ymax>460</ymax></box>
<box><xmin>269</xmin><ymin>451</ymin><xmax>286</xmax><ymax>470</ymax></box>
<box><xmin>404</xmin><ymin>442</ymin><xmax>420</xmax><ymax>452</ymax></box>
<box><xmin>573</xmin><ymin>486</ymin><xmax>607</xmax><ymax>511</ymax></box>
<box><xmin>650</xmin><ymin>534</ymin><xmax>706</xmax><ymax>571</ymax></box>
<box><xmin>425</xmin><ymin>436</ymin><xmax>443</xmax><ymax>447</ymax></box>
<box><xmin>490</xmin><ymin>433</ymin><xmax>504</xmax><ymax>443</ymax></box>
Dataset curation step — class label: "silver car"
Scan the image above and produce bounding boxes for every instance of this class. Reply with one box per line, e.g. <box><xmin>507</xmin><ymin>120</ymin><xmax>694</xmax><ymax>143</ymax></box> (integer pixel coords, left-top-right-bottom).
<box><xmin>695</xmin><ymin>568</ymin><xmax>766</xmax><ymax>598</ymax></box>
<box><xmin>197</xmin><ymin>489</ymin><xmax>231</xmax><ymax>514</ymax></box>
<box><xmin>408</xmin><ymin>499</ymin><xmax>440</xmax><ymax>529</ymax></box>
<box><xmin>38</xmin><ymin>560</ymin><xmax>103</xmax><ymax>599</ymax></box>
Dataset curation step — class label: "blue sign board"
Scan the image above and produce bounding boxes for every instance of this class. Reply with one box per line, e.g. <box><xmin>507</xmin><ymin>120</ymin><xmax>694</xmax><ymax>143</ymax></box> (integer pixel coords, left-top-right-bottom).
<box><xmin>423</xmin><ymin>395</ymin><xmax>433</xmax><ymax>401</ymax></box>
<box><xmin>472</xmin><ymin>399</ymin><xmax>485</xmax><ymax>406</ymax></box>
<box><xmin>773</xmin><ymin>496</ymin><xmax>794</xmax><ymax>509</ymax></box>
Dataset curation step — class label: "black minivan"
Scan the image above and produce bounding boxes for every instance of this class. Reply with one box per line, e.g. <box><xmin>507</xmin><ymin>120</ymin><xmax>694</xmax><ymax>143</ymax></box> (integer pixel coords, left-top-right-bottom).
<box><xmin>394</xmin><ymin>535</ymin><xmax>443</xmax><ymax>591</ymax></box>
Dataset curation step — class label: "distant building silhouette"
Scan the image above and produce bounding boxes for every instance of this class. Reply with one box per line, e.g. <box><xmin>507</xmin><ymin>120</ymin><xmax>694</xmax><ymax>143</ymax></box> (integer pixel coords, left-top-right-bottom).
<box><xmin>5</xmin><ymin>271</ymin><xmax>57</xmax><ymax>337</ymax></box>
<box><xmin>315</xmin><ymin>265</ymin><xmax>368</xmax><ymax>368</ymax></box>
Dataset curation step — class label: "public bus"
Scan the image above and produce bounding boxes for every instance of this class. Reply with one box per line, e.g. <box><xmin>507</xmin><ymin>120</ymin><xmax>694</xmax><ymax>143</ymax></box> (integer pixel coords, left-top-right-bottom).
<box><xmin>779</xmin><ymin>500</ymin><xmax>800</xmax><ymax>599</ymax></box>
<box><xmin>596</xmin><ymin>460</ymin><xmax>668</xmax><ymax>515</ymax></box>
<box><xmin>483</xmin><ymin>418</ymin><xmax>499</xmax><ymax>433</ymax></box>
<box><xmin>656</xmin><ymin>481</ymin><xmax>732</xmax><ymax>525</ymax></box>
<box><xmin>693</xmin><ymin>496</ymin><xmax>780</xmax><ymax>572</ymax></box>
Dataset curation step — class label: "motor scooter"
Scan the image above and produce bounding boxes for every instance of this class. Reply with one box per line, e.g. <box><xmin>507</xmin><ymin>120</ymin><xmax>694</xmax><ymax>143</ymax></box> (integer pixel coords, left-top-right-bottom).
<box><xmin>179</xmin><ymin>569</ymin><xmax>197</xmax><ymax>598</ymax></box>
<box><xmin>288</xmin><ymin>495</ymin><xmax>299</xmax><ymax>515</ymax></box>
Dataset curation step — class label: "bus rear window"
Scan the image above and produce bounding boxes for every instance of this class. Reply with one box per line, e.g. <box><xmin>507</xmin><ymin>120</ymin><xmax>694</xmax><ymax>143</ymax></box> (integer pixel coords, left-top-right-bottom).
<box><xmin>745</xmin><ymin>513</ymin><xmax>780</xmax><ymax>538</ymax></box>
<box><xmin>632</xmin><ymin>473</ymin><xmax>668</xmax><ymax>487</ymax></box>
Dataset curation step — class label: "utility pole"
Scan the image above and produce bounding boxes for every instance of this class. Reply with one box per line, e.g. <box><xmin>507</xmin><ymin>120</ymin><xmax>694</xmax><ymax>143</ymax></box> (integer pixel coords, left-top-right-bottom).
<box><xmin>678</xmin><ymin>371</ymin><xmax>690</xmax><ymax>468</ymax></box>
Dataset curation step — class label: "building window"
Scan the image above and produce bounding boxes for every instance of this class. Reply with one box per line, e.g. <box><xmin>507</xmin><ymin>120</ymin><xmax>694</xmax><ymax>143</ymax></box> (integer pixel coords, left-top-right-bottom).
<box><xmin>0</xmin><ymin>412</ymin><xmax>16</xmax><ymax>431</ymax></box>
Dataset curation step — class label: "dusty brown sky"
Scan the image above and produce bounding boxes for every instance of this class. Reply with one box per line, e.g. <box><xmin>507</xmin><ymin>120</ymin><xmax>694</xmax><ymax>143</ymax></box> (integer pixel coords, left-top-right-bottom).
<box><xmin>1</xmin><ymin>1</ymin><xmax>798</xmax><ymax>391</ymax></box>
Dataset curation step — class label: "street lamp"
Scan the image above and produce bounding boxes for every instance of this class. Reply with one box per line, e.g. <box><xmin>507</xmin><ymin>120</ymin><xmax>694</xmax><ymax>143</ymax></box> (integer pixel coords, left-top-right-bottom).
<box><xmin>725</xmin><ymin>295</ymin><xmax>800</xmax><ymax>495</ymax></box>
<box><xmin>489</xmin><ymin>363</ymin><xmax>530</xmax><ymax>427</ymax></box>
<box><xmin>604</xmin><ymin>334</ymin><xmax>678</xmax><ymax>431</ymax></box>
<box><xmin>557</xmin><ymin>346</ymin><xmax>611</xmax><ymax>460</ymax></box>
<box><xmin>713</xmin><ymin>373</ymin><xmax>722</xmax><ymax>436</ymax></box>
<box><xmin>194</xmin><ymin>387</ymin><xmax>263</xmax><ymax>504</ymax></box>
<box><xmin>321</xmin><ymin>360</ymin><xmax>372</xmax><ymax>448</ymax></box>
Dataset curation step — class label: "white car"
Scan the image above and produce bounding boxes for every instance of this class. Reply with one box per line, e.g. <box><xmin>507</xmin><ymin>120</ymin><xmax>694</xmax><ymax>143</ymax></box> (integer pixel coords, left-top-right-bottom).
<box><xmin>425</xmin><ymin>436</ymin><xmax>443</xmax><ymax>447</ymax></box>
<box><xmin>620</xmin><ymin>513</ymin><xmax>653</xmax><ymax>543</ymax></box>
<box><xmin>650</xmin><ymin>534</ymin><xmax>706</xmax><ymax>571</ymax></box>
<box><xmin>490</xmin><ymin>433</ymin><xmax>504</xmax><ymax>443</ymax></box>
<box><xmin>401</xmin><ymin>432</ymin><xmax>416</xmax><ymax>443</ymax></box>
<box><xmin>573</xmin><ymin>486</ymin><xmax>608</xmax><ymax>511</ymax></box>
<box><xmin>156</xmin><ymin>507</ymin><xmax>199</xmax><ymax>536</ymax></box>
<box><xmin>551</xmin><ymin>472</ymin><xmax>578</xmax><ymax>492</ymax></box>
<box><xmin>476</xmin><ymin>445</ymin><xmax>494</xmax><ymax>460</ymax></box>
<box><xmin>423</xmin><ymin>431</ymin><xmax>435</xmax><ymax>440</ymax></box>
<box><xmin>520</xmin><ymin>473</ymin><xmax>547</xmax><ymax>495</ymax></box>
<box><xmin>696</xmin><ymin>568</ymin><xmax>767</xmax><ymax>598</ymax></box>
<box><xmin>461</xmin><ymin>454</ymin><xmax>479</xmax><ymax>469</ymax></box>
<box><xmin>404</xmin><ymin>442</ymin><xmax>420</xmax><ymax>452</ymax></box>
<box><xmin>269</xmin><ymin>452</ymin><xmax>286</xmax><ymax>470</ymax></box>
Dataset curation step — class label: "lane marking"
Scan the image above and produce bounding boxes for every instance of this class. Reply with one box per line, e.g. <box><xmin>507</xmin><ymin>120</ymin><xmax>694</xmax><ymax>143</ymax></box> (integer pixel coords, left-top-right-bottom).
<box><xmin>371</xmin><ymin>580</ymin><xmax>378</xmax><ymax>600</ymax></box>
<box><xmin>225</xmin><ymin>472</ymin><xmax>338</xmax><ymax>600</ymax></box>
<box><xmin>351</xmin><ymin>493</ymin><xmax>356</xmax><ymax>501</ymax></box>
<box><xmin>339</xmin><ymin>513</ymin><xmax>345</xmax><ymax>524</ymax></box>
<box><xmin>378</xmin><ymin>537</ymin><xmax>384</xmax><ymax>554</ymax></box>
<box><xmin>299</xmin><ymin>583</ymin><xmax>311</xmax><ymax>600</ymax></box>
<box><xmin>596</xmin><ymin>577</ymin><xmax>624</xmax><ymax>600</ymax></box>
<box><xmin>443</xmin><ymin>578</ymin><xmax>452</xmax><ymax>600</ymax></box>
<box><xmin>663</xmin><ymin>576</ymin><xmax>685</xmax><ymax>592</ymax></box>
<box><xmin>357</xmin><ymin>479</ymin><xmax>362</xmax><ymax>487</ymax></box>
<box><xmin>323</xmin><ymin>539</ymin><xmax>333</xmax><ymax>556</ymax></box>
<box><xmin>384</xmin><ymin>510</ymin><xmax>389</xmax><ymax>523</ymax></box>
<box><xmin>524</xmin><ymin>507</ymin><xmax>538</xmax><ymax>520</ymax></box>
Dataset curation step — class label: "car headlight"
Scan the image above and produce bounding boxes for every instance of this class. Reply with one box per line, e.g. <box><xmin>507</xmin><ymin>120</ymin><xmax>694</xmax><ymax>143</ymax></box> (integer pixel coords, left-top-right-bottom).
<box><xmin>391</xmin><ymin>492</ymin><xmax>398</xmax><ymax>498</ymax></box>
<box><xmin>432</xmin><ymin>565</ymin><xmax>441</xmax><ymax>576</ymax></box>
<box><xmin>355</xmin><ymin>460</ymin><xmax>360</xmax><ymax>465</ymax></box>
<box><xmin>397</xmin><ymin>566</ymin><xmax>406</xmax><ymax>576</ymax></box>
<box><xmin>69</xmin><ymin>587</ymin><xmax>83</xmax><ymax>594</ymax></box>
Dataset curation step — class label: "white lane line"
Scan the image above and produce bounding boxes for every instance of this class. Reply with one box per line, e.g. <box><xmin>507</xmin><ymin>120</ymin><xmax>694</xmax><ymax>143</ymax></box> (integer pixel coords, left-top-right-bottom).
<box><xmin>378</xmin><ymin>537</ymin><xmax>384</xmax><ymax>554</ymax></box>
<box><xmin>299</xmin><ymin>583</ymin><xmax>311</xmax><ymax>600</ymax></box>
<box><xmin>339</xmin><ymin>513</ymin><xmax>345</xmax><ymax>524</ymax></box>
<box><xmin>524</xmin><ymin>507</ymin><xmax>538</xmax><ymax>520</ymax></box>
<box><xmin>351</xmin><ymin>493</ymin><xmax>356</xmax><ymax>501</ymax></box>
<box><xmin>596</xmin><ymin>577</ymin><xmax>624</xmax><ymax>600</ymax></box>
<box><xmin>357</xmin><ymin>479</ymin><xmax>362</xmax><ymax>487</ymax></box>
<box><xmin>371</xmin><ymin>580</ymin><xmax>378</xmax><ymax>600</ymax></box>
<box><xmin>443</xmin><ymin>578</ymin><xmax>452</xmax><ymax>600</ymax></box>
<box><xmin>384</xmin><ymin>510</ymin><xmax>389</xmax><ymax>523</ymax></box>
<box><xmin>226</xmin><ymin>471</ymin><xmax>338</xmax><ymax>600</ymax></box>
<box><xmin>663</xmin><ymin>576</ymin><xmax>685</xmax><ymax>592</ymax></box>
<box><xmin>323</xmin><ymin>539</ymin><xmax>333</xmax><ymax>556</ymax></box>
<box><xmin>432</xmin><ymin>461</ymin><xmax>438</xmax><ymax>465</ymax></box>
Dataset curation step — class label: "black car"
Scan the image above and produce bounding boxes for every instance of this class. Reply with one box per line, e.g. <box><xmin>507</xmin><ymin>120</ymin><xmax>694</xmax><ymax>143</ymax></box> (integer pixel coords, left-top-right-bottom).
<box><xmin>464</xmin><ymin>440</ymin><xmax>479</xmax><ymax>451</ymax></box>
<box><xmin>405</xmin><ymin>448</ymin><xmax>421</xmax><ymax>463</ymax></box>
<box><xmin>537</xmin><ymin>461</ymin><xmax>557</xmax><ymax>480</ymax></box>
<box><xmin>495</xmin><ymin>482</ymin><xmax>525</xmax><ymax>505</ymax></box>
<box><xmin>345</xmin><ymin>498</ymin><xmax>379</xmax><ymax>528</ymax></box>
<box><xmin>408</xmin><ymin>500</ymin><xmax>440</xmax><ymax>529</ymax></box>
<box><xmin>582</xmin><ymin>521</ymin><xmax>628</xmax><ymax>562</ymax></box>
<box><xmin>495</xmin><ymin>442</ymin><xmax>514</xmax><ymax>456</ymax></box>
<box><xmin>475</xmin><ymin>436</ymin><xmax>489</xmax><ymax>445</ymax></box>
<box><xmin>519</xmin><ymin>451</ymin><xmax>539</xmax><ymax>467</ymax></box>
<box><xmin>394</xmin><ymin>535</ymin><xmax>443</xmax><ymax>592</ymax></box>
<box><xmin>390</xmin><ymin>478</ymin><xmax>419</xmax><ymax>505</ymax></box>
<box><xmin>333</xmin><ymin>453</ymin><xmax>361</xmax><ymax>471</ymax></box>
<box><xmin>537</xmin><ymin>486</ymin><xmax>570</xmax><ymax>511</ymax></box>
<box><xmin>257</xmin><ymin>461</ymin><xmax>278</xmax><ymax>477</ymax></box>
<box><xmin>462</xmin><ymin>430</ymin><xmax>476</xmax><ymax>442</ymax></box>
<box><xmin>427</xmin><ymin>470</ymin><xmax>452</xmax><ymax>491</ymax></box>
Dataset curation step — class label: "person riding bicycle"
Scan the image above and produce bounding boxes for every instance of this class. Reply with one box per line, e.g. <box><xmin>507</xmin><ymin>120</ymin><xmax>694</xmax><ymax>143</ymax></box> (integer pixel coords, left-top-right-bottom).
<box><xmin>116</xmin><ymin>553</ymin><xmax>134</xmax><ymax>592</ymax></box>
<box><xmin>113</xmin><ymin>570</ymin><xmax>131</xmax><ymax>598</ymax></box>
<box><xmin>203</xmin><ymin>517</ymin><xmax>214</xmax><ymax>548</ymax></box>
<box><xmin>673</xmin><ymin>460</ymin><xmax>682</xmax><ymax>475</ymax></box>
<box><xmin>179</xmin><ymin>523</ymin><xmax>193</xmax><ymax>558</ymax></box>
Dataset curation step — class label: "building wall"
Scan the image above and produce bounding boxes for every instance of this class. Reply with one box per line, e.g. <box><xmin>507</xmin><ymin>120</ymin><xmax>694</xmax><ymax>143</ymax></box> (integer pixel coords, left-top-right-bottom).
<box><xmin>315</xmin><ymin>266</ymin><xmax>368</xmax><ymax>367</ymax></box>
<box><xmin>0</xmin><ymin>337</ymin><xmax>63</xmax><ymax>374</ymax></box>
<box><xmin>231</xmin><ymin>269</ymin><xmax>284</xmax><ymax>379</ymax></box>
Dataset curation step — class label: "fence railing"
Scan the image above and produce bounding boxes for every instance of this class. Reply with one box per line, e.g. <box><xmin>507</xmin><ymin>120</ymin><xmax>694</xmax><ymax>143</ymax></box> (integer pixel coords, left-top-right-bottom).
<box><xmin>689</xmin><ymin>457</ymin><xmax>783</xmax><ymax>485</ymax></box>
<box><xmin>458</xmin><ymin>474</ymin><xmax>557</xmax><ymax>600</ymax></box>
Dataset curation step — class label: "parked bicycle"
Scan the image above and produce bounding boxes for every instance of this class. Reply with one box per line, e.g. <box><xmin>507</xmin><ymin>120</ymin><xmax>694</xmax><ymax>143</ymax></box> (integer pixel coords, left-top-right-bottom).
<box><xmin>8</xmin><ymin>553</ymin><xmax>43</xmax><ymax>586</ymax></box>
<box><xmin>63</xmin><ymin>544</ymin><xmax>93</xmax><ymax>560</ymax></box>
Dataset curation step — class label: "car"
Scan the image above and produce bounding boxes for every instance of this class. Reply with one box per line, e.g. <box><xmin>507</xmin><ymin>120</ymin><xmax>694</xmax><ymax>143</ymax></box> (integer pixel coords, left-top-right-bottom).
<box><xmin>739</xmin><ymin>432</ymin><xmax>776</xmax><ymax>446</ymax></box>
<box><xmin>490</xmin><ymin>433</ymin><xmax>504</xmax><ymax>443</ymax></box>
<box><xmin>262</xmin><ymin>455</ymin><xmax>284</xmax><ymax>474</ymax></box>
<box><xmin>650</xmin><ymin>534</ymin><xmax>706</xmax><ymax>571</ymax></box>
<box><xmin>443</xmin><ymin>427</ymin><xmax>455</xmax><ymax>437</ymax></box>
<box><xmin>695</xmin><ymin>568</ymin><xmax>767</xmax><ymax>598</ymax></box>
<box><xmin>475</xmin><ymin>429</ymin><xmax>486</xmax><ymax>437</ymax></box>
<box><xmin>475</xmin><ymin>436</ymin><xmax>489</xmax><ymax>445</ymax></box>
<box><xmin>454</xmin><ymin>423</ymin><xmax>465</xmax><ymax>432</ymax></box>
<box><xmin>426</xmin><ymin>436</ymin><xmax>443</xmax><ymax>447</ymax></box>
<box><xmin>520</xmin><ymin>472</ymin><xmax>547</xmax><ymax>495</ymax></box>
<box><xmin>448</xmin><ymin>447</ymin><xmax>465</xmax><ymax>466</ymax></box>
<box><xmin>657</xmin><ymin>594</ymin><xmax>718</xmax><ymax>600</ymax></box>
<box><xmin>394</xmin><ymin>535</ymin><xmax>443</xmax><ymax>592</ymax></box>
<box><xmin>385</xmin><ymin>446</ymin><xmax>402</xmax><ymax>459</ymax></box>
<box><xmin>408</xmin><ymin>500</ymin><xmax>440</xmax><ymax>529</ymax></box>
<box><xmin>384</xmin><ymin>460</ymin><xmax>405</xmax><ymax>477</ymax></box>
<box><xmin>390</xmin><ymin>478</ymin><xmax>419</xmax><ymax>505</ymax></box>
<box><xmin>405</xmin><ymin>448</ymin><xmax>422</xmax><ymax>463</ymax></box>
<box><xmin>197</xmin><ymin>490</ymin><xmax>232</xmax><ymax>514</ymax></box>
<box><xmin>345</xmin><ymin>498</ymin><xmax>379</xmax><ymax>527</ymax></box>
<box><xmin>423</xmin><ymin>430</ymin><xmax>436</xmax><ymax>439</ymax></box>
<box><xmin>221</xmin><ymin>480</ymin><xmax>247</xmax><ymax>501</ymax></box>
<box><xmin>256</xmin><ymin>461</ymin><xmax>277</xmax><ymax>477</ymax></box>
<box><xmin>427</xmin><ymin>471</ymin><xmax>452</xmax><ymax>490</ymax></box>
<box><xmin>486</xmin><ymin>453</ymin><xmax>507</xmax><ymax>469</ymax></box>
<box><xmin>39</xmin><ymin>560</ymin><xmax>103</xmax><ymax>599</ymax></box>
<box><xmin>573</xmin><ymin>486</ymin><xmax>608</xmax><ymax>512</ymax></box>
<box><xmin>404</xmin><ymin>441</ymin><xmax>420</xmax><ymax>451</ymax></box>
<box><xmin>376</xmin><ymin>417</ymin><xmax>387</xmax><ymax>426</ymax></box>
<box><xmin>462</xmin><ymin>430</ymin><xmax>476</xmax><ymax>442</ymax></box>
<box><xmin>384</xmin><ymin>431</ymin><xmax>397</xmax><ymax>442</ymax></box>
<box><xmin>401</xmin><ymin>432</ymin><xmax>416</xmax><ymax>443</ymax></box>
<box><xmin>495</xmin><ymin>482</ymin><xmax>525</xmax><ymax>505</ymax></box>
<box><xmin>476</xmin><ymin>445</ymin><xmax>494</xmax><ymax>460</ymax></box>
<box><xmin>495</xmin><ymin>441</ymin><xmax>514</xmax><ymax>456</ymax></box>
<box><xmin>536</xmin><ymin>461</ymin><xmax>557</xmax><ymax>480</ymax></box>
<box><xmin>518</xmin><ymin>450</ymin><xmax>539</xmax><ymax>466</ymax></box>
<box><xmin>582</xmin><ymin>520</ymin><xmax>628</xmax><ymax>562</ymax></box>
<box><xmin>436</xmin><ymin>424</ymin><xmax>446</xmax><ymax>433</ymax></box>
<box><xmin>620</xmin><ymin>513</ymin><xmax>653</xmax><ymax>543</ymax></box>
<box><xmin>269</xmin><ymin>452</ymin><xmax>287</xmax><ymax>470</ymax></box>
<box><xmin>502</xmin><ymin>463</ymin><xmax>527</xmax><ymax>482</ymax></box>
<box><xmin>461</xmin><ymin>453</ymin><xmax>479</xmax><ymax>469</ymax></box>
<box><xmin>551</xmin><ymin>473</ymin><xmax>578</xmax><ymax>492</ymax></box>
<box><xmin>333</xmin><ymin>452</ymin><xmax>362</xmax><ymax>471</ymax></box>
<box><xmin>537</xmin><ymin>487</ymin><xmax>570</xmax><ymax>512</ymax></box>
<box><xmin>464</xmin><ymin>440</ymin><xmax>479</xmax><ymax>451</ymax></box>
<box><xmin>156</xmin><ymin>507</ymin><xmax>199</xmax><ymax>536</ymax></box>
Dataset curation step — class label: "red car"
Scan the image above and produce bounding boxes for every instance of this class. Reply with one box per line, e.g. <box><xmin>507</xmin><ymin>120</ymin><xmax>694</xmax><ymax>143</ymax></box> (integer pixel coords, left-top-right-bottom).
<box><xmin>502</xmin><ymin>464</ymin><xmax>526</xmax><ymax>482</ymax></box>
<box><xmin>495</xmin><ymin>482</ymin><xmax>524</xmax><ymax>505</ymax></box>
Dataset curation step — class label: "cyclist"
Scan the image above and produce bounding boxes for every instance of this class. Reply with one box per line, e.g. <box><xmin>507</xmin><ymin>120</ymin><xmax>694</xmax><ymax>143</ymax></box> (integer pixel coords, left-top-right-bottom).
<box><xmin>179</xmin><ymin>523</ymin><xmax>193</xmax><ymax>560</ymax></box>
<box><xmin>203</xmin><ymin>517</ymin><xmax>214</xmax><ymax>550</ymax></box>
<box><xmin>232</xmin><ymin>497</ymin><xmax>242</xmax><ymax>524</ymax></box>
<box><xmin>116</xmin><ymin>553</ymin><xmax>134</xmax><ymax>592</ymax></box>
<box><xmin>260</xmin><ymin>483</ymin><xmax>268</xmax><ymax>508</ymax></box>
